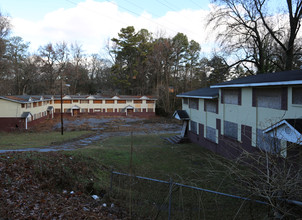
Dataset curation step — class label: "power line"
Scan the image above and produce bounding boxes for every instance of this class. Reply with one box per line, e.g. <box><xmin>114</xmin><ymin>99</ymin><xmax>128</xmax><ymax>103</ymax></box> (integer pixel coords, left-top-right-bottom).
<box><xmin>189</xmin><ymin>0</ymin><xmax>205</xmax><ymax>9</ymax></box>
<box><xmin>109</xmin><ymin>1</ymin><xmax>182</xmax><ymax>36</ymax></box>
<box><xmin>65</xmin><ymin>0</ymin><xmax>202</xmax><ymax>41</ymax></box>
<box><xmin>120</xmin><ymin>0</ymin><xmax>202</xmax><ymax>38</ymax></box>
<box><xmin>65</xmin><ymin>0</ymin><xmax>129</xmax><ymax>26</ymax></box>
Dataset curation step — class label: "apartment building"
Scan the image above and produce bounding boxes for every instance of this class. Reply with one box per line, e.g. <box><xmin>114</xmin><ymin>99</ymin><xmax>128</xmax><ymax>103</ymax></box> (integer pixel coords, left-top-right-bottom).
<box><xmin>177</xmin><ymin>69</ymin><xmax>302</xmax><ymax>159</ymax></box>
<box><xmin>0</xmin><ymin>94</ymin><xmax>156</xmax><ymax>131</ymax></box>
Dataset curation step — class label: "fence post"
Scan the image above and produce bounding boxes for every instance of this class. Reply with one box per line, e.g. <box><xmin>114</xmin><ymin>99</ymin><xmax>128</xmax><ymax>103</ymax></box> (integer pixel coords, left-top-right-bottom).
<box><xmin>168</xmin><ymin>178</ymin><xmax>173</xmax><ymax>220</ymax></box>
<box><xmin>110</xmin><ymin>169</ymin><xmax>113</xmax><ymax>191</ymax></box>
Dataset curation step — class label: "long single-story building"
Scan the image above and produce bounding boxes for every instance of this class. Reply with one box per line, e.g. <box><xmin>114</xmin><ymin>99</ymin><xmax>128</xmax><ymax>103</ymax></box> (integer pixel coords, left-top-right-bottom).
<box><xmin>0</xmin><ymin>94</ymin><xmax>157</xmax><ymax>132</ymax></box>
<box><xmin>176</xmin><ymin>69</ymin><xmax>302</xmax><ymax>159</ymax></box>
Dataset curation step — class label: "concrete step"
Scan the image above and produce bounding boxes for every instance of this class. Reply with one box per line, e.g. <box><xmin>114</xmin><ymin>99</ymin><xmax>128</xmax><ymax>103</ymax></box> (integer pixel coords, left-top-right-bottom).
<box><xmin>165</xmin><ymin>135</ymin><xmax>189</xmax><ymax>144</ymax></box>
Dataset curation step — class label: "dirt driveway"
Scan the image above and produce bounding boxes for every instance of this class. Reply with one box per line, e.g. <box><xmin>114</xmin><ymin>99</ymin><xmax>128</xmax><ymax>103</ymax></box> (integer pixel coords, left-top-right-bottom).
<box><xmin>0</xmin><ymin>116</ymin><xmax>182</xmax><ymax>153</ymax></box>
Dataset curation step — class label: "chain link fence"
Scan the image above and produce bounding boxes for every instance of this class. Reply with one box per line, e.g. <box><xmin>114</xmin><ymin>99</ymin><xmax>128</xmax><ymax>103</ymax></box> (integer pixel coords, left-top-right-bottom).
<box><xmin>109</xmin><ymin>170</ymin><xmax>269</xmax><ymax>219</ymax></box>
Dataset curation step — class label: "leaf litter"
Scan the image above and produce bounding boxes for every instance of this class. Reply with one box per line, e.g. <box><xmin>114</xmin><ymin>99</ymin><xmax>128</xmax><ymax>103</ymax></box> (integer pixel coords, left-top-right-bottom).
<box><xmin>0</xmin><ymin>151</ymin><xmax>129</xmax><ymax>219</ymax></box>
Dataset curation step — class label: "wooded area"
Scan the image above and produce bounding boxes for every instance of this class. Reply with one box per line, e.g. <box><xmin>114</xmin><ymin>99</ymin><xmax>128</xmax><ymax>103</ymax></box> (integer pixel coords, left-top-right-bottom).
<box><xmin>0</xmin><ymin>0</ymin><xmax>301</xmax><ymax>114</ymax></box>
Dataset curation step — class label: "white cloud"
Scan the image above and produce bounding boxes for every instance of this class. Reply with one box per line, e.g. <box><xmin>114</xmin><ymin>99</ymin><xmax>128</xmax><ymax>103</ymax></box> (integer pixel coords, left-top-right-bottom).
<box><xmin>10</xmin><ymin>0</ymin><xmax>215</xmax><ymax>55</ymax></box>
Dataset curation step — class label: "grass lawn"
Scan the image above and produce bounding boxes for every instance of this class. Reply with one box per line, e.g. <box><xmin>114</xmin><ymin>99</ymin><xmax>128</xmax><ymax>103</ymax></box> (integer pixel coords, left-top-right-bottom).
<box><xmin>68</xmin><ymin>133</ymin><xmax>268</xmax><ymax>219</ymax></box>
<box><xmin>0</xmin><ymin>130</ymin><xmax>92</xmax><ymax>150</ymax></box>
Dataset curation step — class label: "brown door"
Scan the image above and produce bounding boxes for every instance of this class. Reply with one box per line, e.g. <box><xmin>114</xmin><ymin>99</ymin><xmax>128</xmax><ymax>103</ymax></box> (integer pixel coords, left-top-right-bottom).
<box><xmin>73</xmin><ymin>109</ymin><xmax>80</xmax><ymax>116</ymax></box>
<box><xmin>127</xmin><ymin>109</ymin><xmax>134</xmax><ymax>114</ymax></box>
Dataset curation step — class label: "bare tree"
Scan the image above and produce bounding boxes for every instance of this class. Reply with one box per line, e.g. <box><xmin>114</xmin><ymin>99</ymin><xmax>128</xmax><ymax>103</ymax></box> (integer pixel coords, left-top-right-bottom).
<box><xmin>208</xmin><ymin>0</ymin><xmax>302</xmax><ymax>73</ymax></box>
<box><xmin>255</xmin><ymin>0</ymin><xmax>302</xmax><ymax>70</ymax></box>
<box><xmin>210</xmin><ymin>135</ymin><xmax>302</xmax><ymax>219</ymax></box>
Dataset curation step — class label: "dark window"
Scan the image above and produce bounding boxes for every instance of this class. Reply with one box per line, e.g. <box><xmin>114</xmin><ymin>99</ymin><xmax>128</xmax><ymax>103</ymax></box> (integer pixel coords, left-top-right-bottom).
<box><xmin>206</xmin><ymin>126</ymin><xmax>216</xmax><ymax>142</ymax></box>
<box><xmin>292</xmin><ymin>87</ymin><xmax>302</xmax><ymax>105</ymax></box>
<box><xmin>190</xmin><ymin>121</ymin><xmax>197</xmax><ymax>134</ymax></box>
<box><xmin>183</xmin><ymin>98</ymin><xmax>188</xmax><ymax>105</ymax></box>
<box><xmin>222</xmin><ymin>89</ymin><xmax>241</xmax><ymax>105</ymax></box>
<box><xmin>189</xmin><ymin>98</ymin><xmax>199</xmax><ymax>110</ymax></box>
<box><xmin>224</xmin><ymin>120</ymin><xmax>238</xmax><ymax>140</ymax></box>
<box><xmin>204</xmin><ymin>99</ymin><xmax>218</xmax><ymax>113</ymax></box>
<box><xmin>254</xmin><ymin>88</ymin><xmax>282</xmax><ymax>109</ymax></box>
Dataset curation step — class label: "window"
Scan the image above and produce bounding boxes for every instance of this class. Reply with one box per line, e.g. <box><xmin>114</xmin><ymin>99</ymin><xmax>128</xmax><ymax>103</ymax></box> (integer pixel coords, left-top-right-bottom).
<box><xmin>117</xmin><ymin>100</ymin><xmax>126</xmax><ymax>104</ymax></box>
<box><xmin>81</xmin><ymin>108</ymin><xmax>88</xmax><ymax>113</ymax></box>
<box><xmin>80</xmin><ymin>100</ymin><xmax>89</xmax><ymax>104</ymax></box>
<box><xmin>38</xmin><ymin>102</ymin><xmax>42</xmax><ymax>106</ymax></box>
<box><xmin>26</xmin><ymin>103</ymin><xmax>31</xmax><ymax>108</ymax></box>
<box><xmin>222</xmin><ymin>89</ymin><xmax>241</xmax><ymax>105</ymax></box>
<box><xmin>204</xmin><ymin>99</ymin><xmax>218</xmax><ymax>113</ymax></box>
<box><xmin>292</xmin><ymin>87</ymin><xmax>302</xmax><ymax>105</ymax></box>
<box><xmin>254</xmin><ymin>88</ymin><xmax>283</xmax><ymax>110</ymax></box>
<box><xmin>73</xmin><ymin>100</ymin><xmax>78</xmax><ymax>103</ymax></box>
<box><xmin>93</xmin><ymin>100</ymin><xmax>102</xmax><ymax>104</ymax></box>
<box><xmin>54</xmin><ymin>100</ymin><xmax>61</xmax><ymax>104</ymax></box>
<box><xmin>33</xmin><ymin>102</ymin><xmax>37</xmax><ymax>107</ymax></box>
<box><xmin>146</xmin><ymin>100</ymin><xmax>155</xmax><ymax>104</ymax></box>
<box><xmin>206</xmin><ymin>126</ymin><xmax>216</xmax><ymax>142</ymax></box>
<box><xmin>105</xmin><ymin>100</ymin><xmax>114</xmax><ymax>104</ymax></box>
<box><xmin>183</xmin><ymin>98</ymin><xmax>188</xmax><ymax>105</ymax></box>
<box><xmin>134</xmin><ymin>100</ymin><xmax>142</xmax><ymax>104</ymax></box>
<box><xmin>21</xmin><ymin>104</ymin><xmax>25</xmax><ymax>108</ymax></box>
<box><xmin>190</xmin><ymin>121</ymin><xmax>197</xmax><ymax>134</ymax></box>
<box><xmin>107</xmin><ymin>108</ymin><xmax>113</xmax><ymax>112</ymax></box>
<box><xmin>224</xmin><ymin>120</ymin><xmax>238</xmax><ymax>140</ymax></box>
<box><xmin>189</xmin><ymin>99</ymin><xmax>199</xmax><ymax>110</ymax></box>
<box><xmin>63</xmin><ymin>100</ymin><xmax>72</xmax><ymax>104</ymax></box>
<box><xmin>135</xmin><ymin>108</ymin><xmax>141</xmax><ymax>112</ymax></box>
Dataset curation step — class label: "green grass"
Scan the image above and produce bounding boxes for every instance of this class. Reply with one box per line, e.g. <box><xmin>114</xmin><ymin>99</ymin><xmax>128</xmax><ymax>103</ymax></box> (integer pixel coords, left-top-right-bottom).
<box><xmin>0</xmin><ymin>131</ymin><xmax>92</xmax><ymax>150</ymax></box>
<box><xmin>68</xmin><ymin>134</ymin><xmax>268</xmax><ymax>219</ymax></box>
<box><xmin>72</xmin><ymin>134</ymin><xmax>233</xmax><ymax>188</ymax></box>
<box><xmin>0</xmin><ymin>131</ymin><xmax>268</xmax><ymax>218</ymax></box>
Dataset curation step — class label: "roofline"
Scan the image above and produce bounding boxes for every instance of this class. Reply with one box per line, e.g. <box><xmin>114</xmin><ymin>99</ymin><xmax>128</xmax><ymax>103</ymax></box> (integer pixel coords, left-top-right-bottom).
<box><xmin>264</xmin><ymin>119</ymin><xmax>301</xmax><ymax>138</ymax></box>
<box><xmin>211</xmin><ymin>80</ymin><xmax>302</xmax><ymax>88</ymax></box>
<box><xmin>176</xmin><ymin>95</ymin><xmax>218</xmax><ymax>99</ymax></box>
<box><xmin>0</xmin><ymin>97</ymin><xmax>30</xmax><ymax>104</ymax></box>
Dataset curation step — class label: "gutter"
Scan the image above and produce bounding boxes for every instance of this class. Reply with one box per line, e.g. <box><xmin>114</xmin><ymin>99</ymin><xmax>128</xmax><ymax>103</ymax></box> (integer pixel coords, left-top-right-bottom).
<box><xmin>211</xmin><ymin>80</ymin><xmax>302</xmax><ymax>88</ymax></box>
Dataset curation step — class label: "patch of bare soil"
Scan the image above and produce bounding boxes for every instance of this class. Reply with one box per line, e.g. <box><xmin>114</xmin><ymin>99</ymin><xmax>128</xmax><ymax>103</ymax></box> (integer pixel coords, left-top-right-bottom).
<box><xmin>32</xmin><ymin>116</ymin><xmax>181</xmax><ymax>133</ymax></box>
<box><xmin>0</xmin><ymin>152</ymin><xmax>129</xmax><ymax>219</ymax></box>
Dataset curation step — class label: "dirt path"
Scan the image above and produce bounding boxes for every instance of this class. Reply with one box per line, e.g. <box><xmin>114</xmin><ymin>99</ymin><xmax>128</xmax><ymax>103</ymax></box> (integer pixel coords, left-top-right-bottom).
<box><xmin>0</xmin><ymin>117</ymin><xmax>181</xmax><ymax>153</ymax></box>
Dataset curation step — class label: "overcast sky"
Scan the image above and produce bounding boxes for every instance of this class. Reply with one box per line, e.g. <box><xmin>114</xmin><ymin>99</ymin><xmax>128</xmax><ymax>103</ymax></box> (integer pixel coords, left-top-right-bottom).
<box><xmin>1</xmin><ymin>0</ymin><xmax>216</xmax><ymax>56</ymax></box>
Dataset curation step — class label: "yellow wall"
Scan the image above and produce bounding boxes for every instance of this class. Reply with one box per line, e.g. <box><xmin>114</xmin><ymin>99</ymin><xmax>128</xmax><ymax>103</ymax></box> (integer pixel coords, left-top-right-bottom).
<box><xmin>0</xmin><ymin>99</ymin><xmax>22</xmax><ymax>117</ymax></box>
<box><xmin>183</xmin><ymin>86</ymin><xmax>302</xmax><ymax>147</ymax></box>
